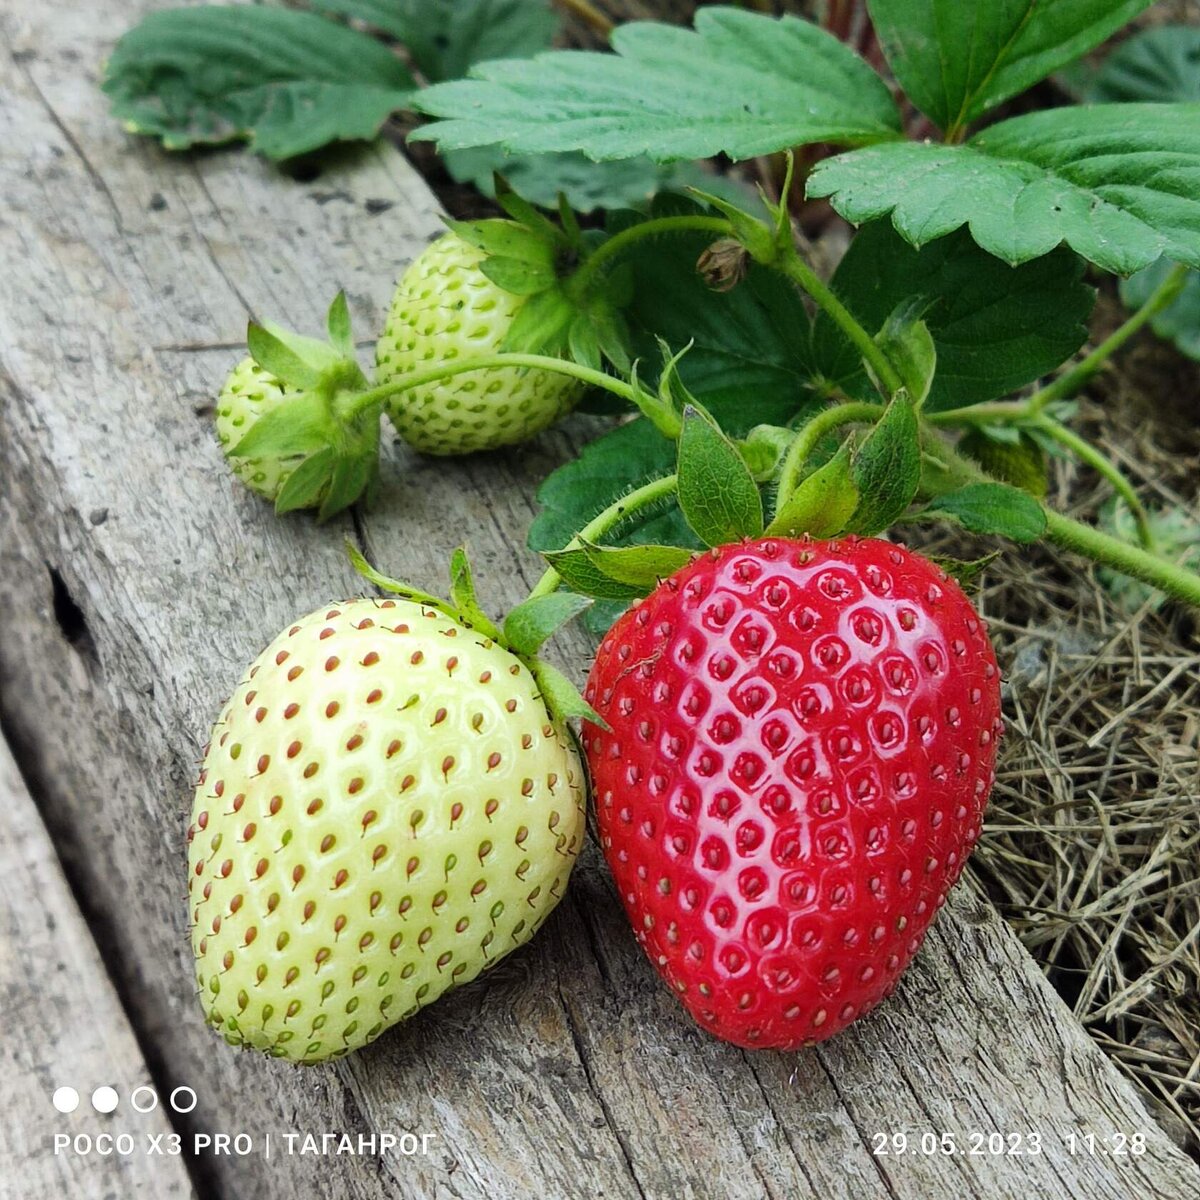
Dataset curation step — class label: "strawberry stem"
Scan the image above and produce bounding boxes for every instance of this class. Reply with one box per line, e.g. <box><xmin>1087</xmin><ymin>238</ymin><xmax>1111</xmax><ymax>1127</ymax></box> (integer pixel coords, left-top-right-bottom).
<box><xmin>344</xmin><ymin>353</ymin><xmax>637</xmax><ymax>417</ymax></box>
<box><xmin>775</xmin><ymin>401</ymin><xmax>883</xmax><ymax>503</ymax></box>
<box><xmin>527</xmin><ymin>474</ymin><xmax>681</xmax><ymax>600</ymax></box>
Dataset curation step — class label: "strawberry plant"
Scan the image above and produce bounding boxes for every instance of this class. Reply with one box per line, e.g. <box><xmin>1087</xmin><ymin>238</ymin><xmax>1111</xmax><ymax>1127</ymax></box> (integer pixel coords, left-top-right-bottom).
<box><xmin>180</xmin><ymin>3</ymin><xmax>1200</xmax><ymax>1057</ymax></box>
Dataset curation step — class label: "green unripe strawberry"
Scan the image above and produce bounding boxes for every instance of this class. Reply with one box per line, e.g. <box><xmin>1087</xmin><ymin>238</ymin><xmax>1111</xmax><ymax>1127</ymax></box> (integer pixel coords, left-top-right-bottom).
<box><xmin>215</xmin><ymin>357</ymin><xmax>307</xmax><ymax>502</ymax></box>
<box><xmin>188</xmin><ymin>597</ymin><xmax>587</xmax><ymax>1063</ymax></box>
<box><xmin>375</xmin><ymin>233</ymin><xmax>585</xmax><ymax>456</ymax></box>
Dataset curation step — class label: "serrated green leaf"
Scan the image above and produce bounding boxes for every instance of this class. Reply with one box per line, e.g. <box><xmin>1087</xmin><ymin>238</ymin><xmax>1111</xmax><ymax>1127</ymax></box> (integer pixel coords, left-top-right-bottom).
<box><xmin>808</xmin><ymin>104</ymin><xmax>1200</xmax><ymax>275</ymax></box>
<box><xmin>102</xmin><ymin>7</ymin><xmax>414</xmax><ymax>160</ymax></box>
<box><xmin>847</xmin><ymin>395</ymin><xmax>920</xmax><ymax>535</ymax></box>
<box><xmin>229</xmin><ymin>393</ymin><xmax>334</xmax><ymax>460</ymax></box>
<box><xmin>811</xmin><ymin>222</ymin><xmax>1092</xmax><ymax>410</ymax></box>
<box><xmin>1121</xmin><ymin>258</ymin><xmax>1200</xmax><ymax>361</ymax></box>
<box><xmin>925</xmin><ymin>483</ymin><xmax>1047</xmax><ymax>543</ymax></box>
<box><xmin>767</xmin><ymin>441</ymin><xmax>859</xmax><ymax>538</ymax></box>
<box><xmin>504</xmin><ymin>592</ymin><xmax>593</xmax><ymax>656</ymax></box>
<box><xmin>311</xmin><ymin>0</ymin><xmax>557</xmax><ymax>83</ymax></box>
<box><xmin>874</xmin><ymin>302</ymin><xmax>936</xmax><ymax>409</ymax></box>
<box><xmin>581</xmin><ymin>542</ymin><xmax>694</xmax><ymax>589</ymax></box>
<box><xmin>530</xmin><ymin>660</ymin><xmax>607</xmax><ymax>729</ymax></box>
<box><xmin>414</xmin><ymin>8</ymin><xmax>901</xmax><ymax>163</ymax></box>
<box><xmin>867</xmin><ymin>0</ymin><xmax>1152</xmax><ymax>135</ymax></box>
<box><xmin>1083</xmin><ymin>24</ymin><xmax>1200</xmax><ymax>104</ymax></box>
<box><xmin>326</xmin><ymin>292</ymin><xmax>353</xmax><ymax>359</ymax></box>
<box><xmin>542</xmin><ymin>548</ymin><xmax>646</xmax><ymax>602</ymax></box>
<box><xmin>448</xmin><ymin>547</ymin><xmax>502</xmax><ymax>640</ymax></box>
<box><xmin>499</xmin><ymin>288</ymin><xmax>574</xmax><ymax>354</ymax></box>
<box><xmin>677</xmin><ymin>405</ymin><xmax>764</xmax><ymax>546</ymax></box>
<box><xmin>274</xmin><ymin>448</ymin><xmax>335</xmax><ymax>515</ymax></box>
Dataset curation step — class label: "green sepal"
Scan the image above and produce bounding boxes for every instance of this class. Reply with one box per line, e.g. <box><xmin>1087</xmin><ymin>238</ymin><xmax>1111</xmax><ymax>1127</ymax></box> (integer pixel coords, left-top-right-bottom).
<box><xmin>229</xmin><ymin>393</ymin><xmax>335</xmax><ymax>460</ymax></box>
<box><xmin>274</xmin><ymin>448</ymin><xmax>335</xmax><ymax>515</ymax></box>
<box><xmin>578</xmin><ymin>541</ymin><xmax>694</xmax><ymax>589</ymax></box>
<box><xmin>318</xmin><ymin>452</ymin><xmax>375</xmax><ymax>523</ymax></box>
<box><xmin>529</xmin><ymin>659</ymin><xmax>608</xmax><ymax>731</ymax></box>
<box><xmin>541</xmin><ymin>548</ymin><xmax>645</xmax><ymax>602</ymax></box>
<box><xmin>247</xmin><ymin>321</ymin><xmax>343</xmax><ymax>389</ymax></box>
<box><xmin>568</xmin><ymin>313</ymin><xmax>603</xmax><ymax>372</ymax></box>
<box><xmin>447</xmin><ymin>217</ymin><xmax>556</xmax><ymax>269</ymax></box>
<box><xmin>499</xmin><ymin>287</ymin><xmax>575</xmax><ymax>355</ymax></box>
<box><xmin>871</xmin><ymin>300</ymin><xmax>936</xmax><ymax>408</ymax></box>
<box><xmin>448</xmin><ymin>546</ymin><xmax>502</xmax><ymax>640</ymax></box>
<box><xmin>677</xmin><ymin>404</ymin><xmax>764</xmax><ymax>547</ymax></box>
<box><xmin>686</xmin><ymin>186</ymin><xmax>775</xmax><ymax>264</ymax></box>
<box><xmin>503</xmin><ymin>591</ymin><xmax>593</xmax><ymax>658</ymax></box>
<box><xmin>768</xmin><ymin>441</ymin><xmax>860</xmax><ymax>538</ymax></box>
<box><xmin>924</xmin><ymin>483</ymin><xmax>1047</xmax><ymax>544</ymax></box>
<box><xmin>326</xmin><ymin>291</ymin><xmax>354</xmax><ymax>359</ymax></box>
<box><xmin>845</xmin><ymin>393</ymin><xmax>921</xmax><ymax>535</ymax></box>
<box><xmin>626</xmin><ymin>357</ymin><xmax>683</xmax><ymax>441</ymax></box>
<box><xmin>494</xmin><ymin>177</ymin><xmax>568</xmax><ymax>249</ymax></box>
<box><xmin>925</xmin><ymin>552</ymin><xmax>1001</xmax><ymax>589</ymax></box>
<box><xmin>346</xmin><ymin>545</ymin><xmax>455</xmax><ymax>615</ymax></box>
<box><xmin>481</xmin><ymin>256</ymin><xmax>559</xmax><ymax>296</ymax></box>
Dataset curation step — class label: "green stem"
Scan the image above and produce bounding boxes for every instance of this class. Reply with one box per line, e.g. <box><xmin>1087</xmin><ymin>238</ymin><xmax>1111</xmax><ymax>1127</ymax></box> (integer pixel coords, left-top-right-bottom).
<box><xmin>528</xmin><ymin>475</ymin><xmax>680</xmax><ymax>600</ymax></box>
<box><xmin>1033</xmin><ymin>416</ymin><xmax>1154</xmax><ymax>551</ymax></box>
<box><xmin>570</xmin><ymin>215</ymin><xmax>734</xmax><ymax>297</ymax></box>
<box><xmin>345</xmin><ymin>353</ymin><xmax>637</xmax><ymax>418</ymax></box>
<box><xmin>1026</xmin><ymin>262</ymin><xmax>1188</xmax><ymax>417</ymax></box>
<box><xmin>1043</xmin><ymin>510</ymin><xmax>1200</xmax><ymax>608</ymax></box>
<box><xmin>776</xmin><ymin>244</ymin><xmax>904</xmax><ymax>396</ymax></box>
<box><xmin>776</xmin><ymin>401</ymin><xmax>884</xmax><ymax>503</ymax></box>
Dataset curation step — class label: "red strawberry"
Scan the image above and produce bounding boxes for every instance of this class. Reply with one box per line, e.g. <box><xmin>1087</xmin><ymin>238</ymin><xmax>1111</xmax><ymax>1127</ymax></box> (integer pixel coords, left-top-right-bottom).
<box><xmin>582</xmin><ymin>537</ymin><xmax>1001</xmax><ymax>1049</ymax></box>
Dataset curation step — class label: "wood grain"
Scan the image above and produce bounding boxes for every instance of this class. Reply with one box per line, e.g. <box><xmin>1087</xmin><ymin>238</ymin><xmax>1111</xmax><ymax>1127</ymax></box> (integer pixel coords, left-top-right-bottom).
<box><xmin>0</xmin><ymin>735</ymin><xmax>197</xmax><ymax>1199</ymax></box>
<box><xmin>2</xmin><ymin>0</ymin><xmax>1199</xmax><ymax>1197</ymax></box>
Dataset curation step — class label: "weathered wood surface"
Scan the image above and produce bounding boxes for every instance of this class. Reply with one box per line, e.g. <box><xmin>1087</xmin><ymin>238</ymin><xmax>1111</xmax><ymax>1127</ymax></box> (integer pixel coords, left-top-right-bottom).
<box><xmin>2</xmin><ymin>1</ymin><xmax>1199</xmax><ymax>1197</ymax></box>
<box><xmin>0</xmin><ymin>734</ymin><xmax>197</xmax><ymax>1199</ymax></box>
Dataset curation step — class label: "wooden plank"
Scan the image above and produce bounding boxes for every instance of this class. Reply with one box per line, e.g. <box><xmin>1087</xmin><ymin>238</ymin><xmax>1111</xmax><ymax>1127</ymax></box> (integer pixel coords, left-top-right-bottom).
<box><xmin>1</xmin><ymin>0</ymin><xmax>1199</xmax><ymax>1197</ymax></box>
<box><xmin>0</xmin><ymin>735</ymin><xmax>197</xmax><ymax>1199</ymax></box>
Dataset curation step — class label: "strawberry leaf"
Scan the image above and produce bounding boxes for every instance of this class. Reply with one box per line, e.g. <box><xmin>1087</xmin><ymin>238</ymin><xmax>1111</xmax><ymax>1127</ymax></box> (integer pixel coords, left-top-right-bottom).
<box><xmin>102</xmin><ymin>7</ymin><xmax>415</xmax><ymax>160</ymax></box>
<box><xmin>867</xmin><ymin>0</ymin><xmax>1153</xmax><ymax>134</ymax></box>
<box><xmin>925</xmin><ymin>483</ymin><xmax>1047</xmax><ymax>543</ymax></box>
<box><xmin>325</xmin><ymin>292</ymin><xmax>354</xmax><ymax>360</ymax></box>
<box><xmin>677</xmin><ymin>405</ymin><xmax>764</xmax><ymax>547</ymax></box>
<box><xmin>846</xmin><ymin>395</ymin><xmax>921</xmax><ymax>536</ymax></box>
<box><xmin>767</xmin><ymin>441</ymin><xmax>860</xmax><ymax>539</ymax></box>
<box><xmin>1079</xmin><ymin>24</ymin><xmax>1200</xmax><ymax>104</ymax></box>
<box><xmin>504</xmin><ymin>593</ymin><xmax>593</xmax><ymax>656</ymax></box>
<box><xmin>811</xmin><ymin>221</ymin><xmax>1093</xmax><ymax>410</ymax></box>
<box><xmin>274</xmin><ymin>449</ymin><xmax>335</xmax><ymax>516</ymax></box>
<box><xmin>414</xmin><ymin>8</ymin><xmax>901</xmax><ymax>163</ymax></box>
<box><xmin>808</xmin><ymin>104</ymin><xmax>1200</xmax><ymax>275</ymax></box>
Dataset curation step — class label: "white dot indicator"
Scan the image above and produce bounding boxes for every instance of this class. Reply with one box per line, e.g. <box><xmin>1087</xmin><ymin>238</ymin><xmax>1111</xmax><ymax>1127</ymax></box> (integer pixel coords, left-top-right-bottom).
<box><xmin>91</xmin><ymin>1086</ymin><xmax>119</xmax><ymax>1114</ymax></box>
<box><xmin>52</xmin><ymin>1087</ymin><xmax>79</xmax><ymax>1114</ymax></box>
<box><xmin>130</xmin><ymin>1086</ymin><xmax>158</xmax><ymax>1113</ymax></box>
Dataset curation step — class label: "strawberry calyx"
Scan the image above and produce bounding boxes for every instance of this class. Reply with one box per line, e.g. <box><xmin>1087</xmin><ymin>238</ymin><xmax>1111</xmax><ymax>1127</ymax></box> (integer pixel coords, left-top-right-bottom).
<box><xmin>347</xmin><ymin>544</ymin><xmax>606</xmax><ymax>729</ymax></box>
<box><xmin>228</xmin><ymin>293</ymin><xmax>380</xmax><ymax>520</ymax></box>
<box><xmin>447</xmin><ymin>178</ymin><xmax>634</xmax><ymax>375</ymax></box>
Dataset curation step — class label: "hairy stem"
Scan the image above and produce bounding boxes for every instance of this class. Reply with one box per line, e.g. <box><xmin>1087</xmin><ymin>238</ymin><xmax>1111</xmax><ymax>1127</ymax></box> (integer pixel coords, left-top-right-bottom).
<box><xmin>1026</xmin><ymin>262</ymin><xmax>1189</xmax><ymax>417</ymax></box>
<box><xmin>775</xmin><ymin>401</ymin><xmax>884</xmax><ymax>503</ymax></box>
<box><xmin>1043</xmin><ymin>510</ymin><xmax>1200</xmax><ymax>608</ymax></box>
<box><xmin>570</xmin><ymin>215</ymin><xmax>734</xmax><ymax>297</ymax></box>
<box><xmin>528</xmin><ymin>475</ymin><xmax>680</xmax><ymax>600</ymax></box>
<box><xmin>1034</xmin><ymin>416</ymin><xmax>1154</xmax><ymax>550</ymax></box>
<box><xmin>553</xmin><ymin>0</ymin><xmax>614</xmax><ymax>37</ymax></box>
<box><xmin>775</xmin><ymin>244</ymin><xmax>903</xmax><ymax>395</ymax></box>
<box><xmin>346</xmin><ymin>353</ymin><xmax>636</xmax><ymax>417</ymax></box>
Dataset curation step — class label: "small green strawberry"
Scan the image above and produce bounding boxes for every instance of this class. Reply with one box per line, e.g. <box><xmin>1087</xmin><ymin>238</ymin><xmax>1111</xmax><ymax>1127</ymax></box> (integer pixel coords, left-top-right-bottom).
<box><xmin>216</xmin><ymin>358</ymin><xmax>309</xmax><ymax>501</ymax></box>
<box><xmin>217</xmin><ymin>293</ymin><xmax>380</xmax><ymax>519</ymax></box>
<box><xmin>375</xmin><ymin>231</ymin><xmax>585</xmax><ymax>455</ymax></box>
<box><xmin>188</xmin><ymin>550</ymin><xmax>596</xmax><ymax>1063</ymax></box>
